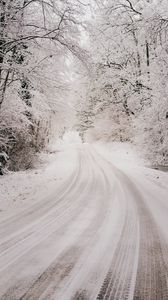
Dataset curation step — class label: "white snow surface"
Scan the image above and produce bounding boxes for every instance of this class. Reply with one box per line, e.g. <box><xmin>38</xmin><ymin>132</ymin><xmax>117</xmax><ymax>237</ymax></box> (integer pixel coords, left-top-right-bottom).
<box><xmin>0</xmin><ymin>144</ymin><xmax>77</xmax><ymax>220</ymax></box>
<box><xmin>0</xmin><ymin>141</ymin><xmax>168</xmax><ymax>299</ymax></box>
<box><xmin>0</xmin><ymin>142</ymin><xmax>142</xmax><ymax>218</ymax></box>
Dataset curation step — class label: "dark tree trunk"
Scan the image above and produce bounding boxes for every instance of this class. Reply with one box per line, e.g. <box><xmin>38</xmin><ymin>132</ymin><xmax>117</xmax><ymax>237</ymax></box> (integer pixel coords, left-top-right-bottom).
<box><xmin>0</xmin><ymin>1</ymin><xmax>6</xmax><ymax>106</ymax></box>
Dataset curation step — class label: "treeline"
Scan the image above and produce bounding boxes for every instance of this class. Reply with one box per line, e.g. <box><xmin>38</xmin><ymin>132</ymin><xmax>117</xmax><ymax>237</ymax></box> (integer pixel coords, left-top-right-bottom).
<box><xmin>0</xmin><ymin>0</ymin><xmax>87</xmax><ymax>174</ymax></box>
<box><xmin>77</xmin><ymin>0</ymin><xmax>168</xmax><ymax>165</ymax></box>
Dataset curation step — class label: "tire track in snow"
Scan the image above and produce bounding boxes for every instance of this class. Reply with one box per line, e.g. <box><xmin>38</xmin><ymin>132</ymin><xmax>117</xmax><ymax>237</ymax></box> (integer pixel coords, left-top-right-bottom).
<box><xmin>1</xmin><ymin>145</ymin><xmax>168</xmax><ymax>300</ymax></box>
<box><xmin>18</xmin><ymin>148</ymin><xmax>113</xmax><ymax>300</ymax></box>
<box><xmin>20</xmin><ymin>247</ymin><xmax>80</xmax><ymax>300</ymax></box>
<box><xmin>69</xmin><ymin>147</ymin><xmax>132</xmax><ymax>300</ymax></box>
<box><xmin>0</xmin><ymin>151</ymin><xmax>83</xmax><ymax>273</ymax></box>
<box><xmin>0</xmin><ymin>247</ymin><xmax>80</xmax><ymax>300</ymax></box>
<box><xmin>27</xmin><ymin>148</ymin><xmax>109</xmax><ymax>300</ymax></box>
<box><xmin>96</xmin><ymin>202</ymin><xmax>139</xmax><ymax>300</ymax></box>
<box><xmin>0</xmin><ymin>148</ymin><xmax>104</xmax><ymax>299</ymax></box>
<box><xmin>93</xmin><ymin>148</ymin><xmax>168</xmax><ymax>300</ymax></box>
<box><xmin>85</xmin><ymin>148</ymin><xmax>140</xmax><ymax>300</ymax></box>
<box><xmin>0</xmin><ymin>151</ymin><xmax>80</xmax><ymax>240</ymax></box>
<box><xmin>115</xmin><ymin>172</ymin><xmax>168</xmax><ymax>300</ymax></box>
<box><xmin>133</xmin><ymin>194</ymin><xmax>168</xmax><ymax>300</ymax></box>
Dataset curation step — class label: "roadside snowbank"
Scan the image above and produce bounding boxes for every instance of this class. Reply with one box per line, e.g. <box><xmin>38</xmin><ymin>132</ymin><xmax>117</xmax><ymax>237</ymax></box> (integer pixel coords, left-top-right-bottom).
<box><xmin>93</xmin><ymin>142</ymin><xmax>168</xmax><ymax>189</ymax></box>
<box><xmin>1</xmin><ymin>140</ymin><xmax>168</xmax><ymax>222</ymax></box>
<box><xmin>93</xmin><ymin>142</ymin><xmax>146</xmax><ymax>168</ymax></box>
<box><xmin>0</xmin><ymin>145</ymin><xmax>77</xmax><ymax>220</ymax></box>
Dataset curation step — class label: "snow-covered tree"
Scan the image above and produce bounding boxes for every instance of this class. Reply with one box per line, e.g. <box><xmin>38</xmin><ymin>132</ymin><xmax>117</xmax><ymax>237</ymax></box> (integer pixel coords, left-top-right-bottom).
<box><xmin>0</xmin><ymin>0</ymin><xmax>89</xmax><ymax>173</ymax></box>
<box><xmin>76</xmin><ymin>0</ymin><xmax>168</xmax><ymax>164</ymax></box>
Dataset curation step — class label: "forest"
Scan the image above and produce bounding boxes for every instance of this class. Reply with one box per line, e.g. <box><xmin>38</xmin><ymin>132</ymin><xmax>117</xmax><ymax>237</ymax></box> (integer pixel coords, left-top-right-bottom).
<box><xmin>0</xmin><ymin>0</ymin><xmax>168</xmax><ymax>174</ymax></box>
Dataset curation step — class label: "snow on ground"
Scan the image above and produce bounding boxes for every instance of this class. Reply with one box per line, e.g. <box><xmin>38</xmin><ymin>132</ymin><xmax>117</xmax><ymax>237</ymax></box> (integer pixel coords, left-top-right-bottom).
<box><xmin>0</xmin><ymin>137</ymin><xmax>168</xmax><ymax>221</ymax></box>
<box><xmin>94</xmin><ymin>141</ymin><xmax>168</xmax><ymax>189</ymax></box>
<box><xmin>93</xmin><ymin>142</ymin><xmax>145</xmax><ymax>167</ymax></box>
<box><xmin>0</xmin><ymin>143</ymin><xmax>78</xmax><ymax>221</ymax></box>
<box><xmin>0</xmin><ymin>138</ymin><xmax>168</xmax><ymax>299</ymax></box>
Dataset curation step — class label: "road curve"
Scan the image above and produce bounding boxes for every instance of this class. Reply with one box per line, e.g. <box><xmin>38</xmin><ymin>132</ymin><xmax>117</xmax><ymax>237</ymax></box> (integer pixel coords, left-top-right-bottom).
<box><xmin>0</xmin><ymin>144</ymin><xmax>168</xmax><ymax>300</ymax></box>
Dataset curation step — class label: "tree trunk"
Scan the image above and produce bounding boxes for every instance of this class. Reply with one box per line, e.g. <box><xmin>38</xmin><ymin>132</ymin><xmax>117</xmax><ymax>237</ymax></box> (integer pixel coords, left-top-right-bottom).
<box><xmin>146</xmin><ymin>40</ymin><xmax>150</xmax><ymax>82</ymax></box>
<box><xmin>0</xmin><ymin>1</ymin><xmax>6</xmax><ymax>90</ymax></box>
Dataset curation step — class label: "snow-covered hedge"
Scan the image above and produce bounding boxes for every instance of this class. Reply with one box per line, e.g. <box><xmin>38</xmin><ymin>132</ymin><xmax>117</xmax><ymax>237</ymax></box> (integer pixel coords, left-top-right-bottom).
<box><xmin>0</xmin><ymin>91</ymin><xmax>55</xmax><ymax>173</ymax></box>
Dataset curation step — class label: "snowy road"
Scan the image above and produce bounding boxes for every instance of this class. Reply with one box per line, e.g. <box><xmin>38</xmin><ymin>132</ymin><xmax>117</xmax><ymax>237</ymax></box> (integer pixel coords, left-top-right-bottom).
<box><xmin>0</xmin><ymin>144</ymin><xmax>168</xmax><ymax>300</ymax></box>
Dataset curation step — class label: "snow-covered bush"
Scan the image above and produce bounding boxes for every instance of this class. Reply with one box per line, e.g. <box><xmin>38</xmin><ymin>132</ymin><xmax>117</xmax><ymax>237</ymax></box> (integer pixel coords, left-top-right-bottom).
<box><xmin>133</xmin><ymin>102</ymin><xmax>168</xmax><ymax>166</ymax></box>
<box><xmin>0</xmin><ymin>152</ymin><xmax>9</xmax><ymax>175</ymax></box>
<box><xmin>0</xmin><ymin>90</ymin><xmax>55</xmax><ymax>172</ymax></box>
